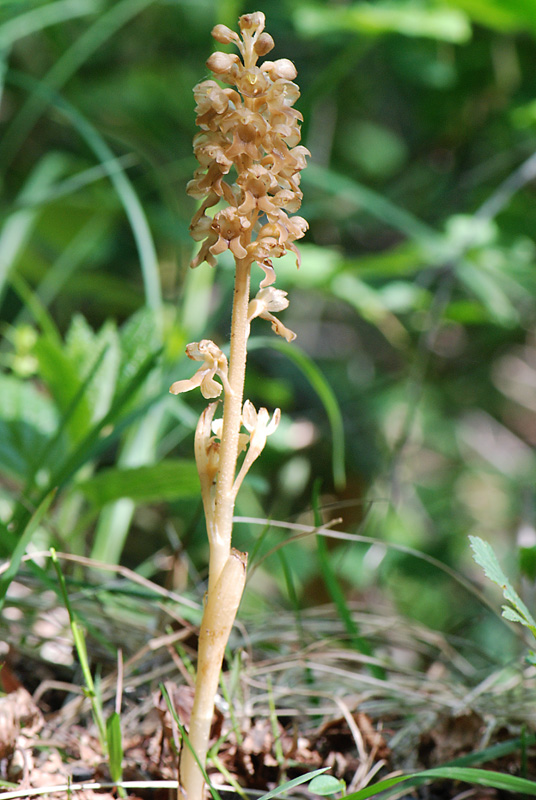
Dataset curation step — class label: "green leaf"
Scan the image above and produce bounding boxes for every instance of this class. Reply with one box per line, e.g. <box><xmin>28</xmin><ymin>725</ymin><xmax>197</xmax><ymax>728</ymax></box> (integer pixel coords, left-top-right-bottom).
<box><xmin>0</xmin><ymin>152</ymin><xmax>67</xmax><ymax>301</ymax></box>
<box><xmin>34</xmin><ymin>336</ymin><xmax>94</xmax><ymax>444</ymax></box>
<box><xmin>257</xmin><ymin>769</ymin><xmax>330</xmax><ymax>800</ymax></box>
<box><xmin>342</xmin><ymin>767</ymin><xmax>536</xmax><ymax>800</ymax></box>
<box><xmin>248</xmin><ymin>337</ymin><xmax>346</xmax><ymax>490</ymax></box>
<box><xmin>0</xmin><ymin>373</ymin><xmax>59</xmax><ymax>480</ymax></box>
<box><xmin>6</xmin><ymin>70</ymin><xmax>163</xmax><ymax>328</ymax></box>
<box><xmin>470</xmin><ymin>536</ymin><xmax>536</xmax><ymax>637</ymax></box>
<box><xmin>304</xmin><ymin>163</ymin><xmax>440</xmax><ymax>248</ymax></box>
<box><xmin>308</xmin><ymin>774</ymin><xmax>346</xmax><ymax>795</ymax></box>
<box><xmin>0</xmin><ymin>490</ymin><xmax>55</xmax><ymax>610</ymax></box>
<box><xmin>457</xmin><ymin>260</ymin><xmax>520</xmax><ymax>326</ymax></box>
<box><xmin>446</xmin><ymin>0</ymin><xmax>536</xmax><ymax>35</ymax></box>
<box><xmin>295</xmin><ymin>3</ymin><xmax>472</xmax><ymax>43</ymax></box>
<box><xmin>77</xmin><ymin>459</ymin><xmax>199</xmax><ymax>506</ymax></box>
<box><xmin>106</xmin><ymin>712</ymin><xmax>124</xmax><ymax>784</ymax></box>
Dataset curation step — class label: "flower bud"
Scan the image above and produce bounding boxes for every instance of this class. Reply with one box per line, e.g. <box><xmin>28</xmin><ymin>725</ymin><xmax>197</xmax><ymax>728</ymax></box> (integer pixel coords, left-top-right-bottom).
<box><xmin>270</xmin><ymin>58</ymin><xmax>297</xmax><ymax>80</ymax></box>
<box><xmin>211</xmin><ymin>24</ymin><xmax>237</xmax><ymax>44</ymax></box>
<box><xmin>206</xmin><ymin>51</ymin><xmax>240</xmax><ymax>75</ymax></box>
<box><xmin>239</xmin><ymin>11</ymin><xmax>265</xmax><ymax>33</ymax></box>
<box><xmin>254</xmin><ymin>32</ymin><xmax>274</xmax><ymax>56</ymax></box>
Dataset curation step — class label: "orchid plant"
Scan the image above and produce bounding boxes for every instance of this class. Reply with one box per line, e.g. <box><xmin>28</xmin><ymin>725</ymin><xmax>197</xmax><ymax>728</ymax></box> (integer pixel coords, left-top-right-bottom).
<box><xmin>169</xmin><ymin>12</ymin><xmax>308</xmax><ymax>800</ymax></box>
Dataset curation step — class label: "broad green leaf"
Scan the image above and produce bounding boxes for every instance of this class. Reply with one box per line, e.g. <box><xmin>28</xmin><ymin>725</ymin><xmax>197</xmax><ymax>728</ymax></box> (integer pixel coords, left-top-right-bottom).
<box><xmin>65</xmin><ymin>315</ymin><xmax>121</xmax><ymax>422</ymax></box>
<box><xmin>77</xmin><ymin>459</ymin><xmax>198</xmax><ymax>506</ymax></box>
<box><xmin>118</xmin><ymin>307</ymin><xmax>161</xmax><ymax>392</ymax></box>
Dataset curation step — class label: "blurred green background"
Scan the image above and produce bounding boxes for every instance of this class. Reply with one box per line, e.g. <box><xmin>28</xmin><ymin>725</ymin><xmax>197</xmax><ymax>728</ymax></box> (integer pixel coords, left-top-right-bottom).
<box><xmin>2</xmin><ymin>0</ymin><xmax>536</xmax><ymax>674</ymax></box>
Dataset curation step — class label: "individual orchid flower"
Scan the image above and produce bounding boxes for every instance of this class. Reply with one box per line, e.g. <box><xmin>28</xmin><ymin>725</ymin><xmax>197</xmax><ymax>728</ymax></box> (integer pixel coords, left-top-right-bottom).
<box><xmin>248</xmin><ymin>286</ymin><xmax>296</xmax><ymax>342</ymax></box>
<box><xmin>169</xmin><ymin>339</ymin><xmax>233</xmax><ymax>399</ymax></box>
<box><xmin>233</xmin><ymin>400</ymin><xmax>281</xmax><ymax>495</ymax></box>
<box><xmin>209</xmin><ymin>207</ymin><xmax>251</xmax><ymax>260</ymax></box>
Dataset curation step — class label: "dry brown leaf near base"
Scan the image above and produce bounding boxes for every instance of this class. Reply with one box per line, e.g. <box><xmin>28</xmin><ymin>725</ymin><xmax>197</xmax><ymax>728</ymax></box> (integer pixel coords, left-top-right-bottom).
<box><xmin>0</xmin><ymin>687</ymin><xmax>43</xmax><ymax>759</ymax></box>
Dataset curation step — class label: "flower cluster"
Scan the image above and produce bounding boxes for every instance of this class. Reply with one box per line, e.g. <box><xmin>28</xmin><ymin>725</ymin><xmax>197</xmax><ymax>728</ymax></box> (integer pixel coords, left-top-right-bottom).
<box><xmin>188</xmin><ymin>11</ymin><xmax>309</xmax><ymax>299</ymax></box>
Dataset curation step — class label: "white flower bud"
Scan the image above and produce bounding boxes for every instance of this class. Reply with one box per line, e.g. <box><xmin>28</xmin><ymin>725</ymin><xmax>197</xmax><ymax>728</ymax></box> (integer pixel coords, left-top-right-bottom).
<box><xmin>206</xmin><ymin>51</ymin><xmax>240</xmax><ymax>75</ymax></box>
<box><xmin>239</xmin><ymin>11</ymin><xmax>265</xmax><ymax>33</ymax></box>
<box><xmin>254</xmin><ymin>32</ymin><xmax>274</xmax><ymax>56</ymax></box>
<box><xmin>270</xmin><ymin>58</ymin><xmax>297</xmax><ymax>80</ymax></box>
<box><xmin>211</xmin><ymin>24</ymin><xmax>237</xmax><ymax>44</ymax></box>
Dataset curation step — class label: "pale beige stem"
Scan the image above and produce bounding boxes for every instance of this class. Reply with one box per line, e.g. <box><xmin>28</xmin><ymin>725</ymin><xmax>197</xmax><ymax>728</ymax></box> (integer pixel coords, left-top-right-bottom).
<box><xmin>179</xmin><ymin>257</ymin><xmax>251</xmax><ymax>800</ymax></box>
<box><xmin>208</xmin><ymin>256</ymin><xmax>251</xmax><ymax>593</ymax></box>
<box><xmin>179</xmin><ymin>550</ymin><xmax>247</xmax><ymax>800</ymax></box>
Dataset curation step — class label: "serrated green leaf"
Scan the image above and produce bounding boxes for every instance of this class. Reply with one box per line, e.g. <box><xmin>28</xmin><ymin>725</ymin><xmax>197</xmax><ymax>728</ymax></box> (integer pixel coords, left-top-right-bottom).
<box><xmin>502</xmin><ymin>607</ymin><xmax>536</xmax><ymax>636</ymax></box>
<box><xmin>77</xmin><ymin>459</ymin><xmax>198</xmax><ymax>506</ymax></box>
<box><xmin>469</xmin><ymin>535</ymin><xmax>510</xmax><ymax>586</ymax></box>
<box><xmin>469</xmin><ymin>536</ymin><xmax>536</xmax><ymax>636</ymax></box>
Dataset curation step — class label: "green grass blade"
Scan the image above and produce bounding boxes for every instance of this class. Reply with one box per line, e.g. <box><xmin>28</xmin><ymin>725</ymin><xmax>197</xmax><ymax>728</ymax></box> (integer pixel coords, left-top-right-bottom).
<box><xmin>0</xmin><ymin>0</ymin><xmax>98</xmax><ymax>49</ymax></box>
<box><xmin>342</xmin><ymin>767</ymin><xmax>536</xmax><ymax>800</ymax></box>
<box><xmin>304</xmin><ymin>162</ymin><xmax>441</xmax><ymax>248</ymax></box>
<box><xmin>248</xmin><ymin>336</ymin><xmax>346</xmax><ymax>490</ymax></box>
<box><xmin>0</xmin><ymin>0</ymin><xmax>156</xmax><ymax>168</ymax></box>
<box><xmin>0</xmin><ymin>489</ymin><xmax>55</xmax><ymax>611</ymax></box>
<box><xmin>312</xmin><ymin>481</ymin><xmax>385</xmax><ymax>680</ymax></box>
<box><xmin>0</xmin><ymin>152</ymin><xmax>66</xmax><ymax>303</ymax></box>
<box><xmin>9</xmin><ymin>154</ymin><xmax>138</xmax><ymax>212</ymax></box>
<box><xmin>160</xmin><ymin>684</ymin><xmax>223</xmax><ymax>800</ymax></box>
<box><xmin>7</xmin><ymin>70</ymin><xmax>162</xmax><ymax>325</ymax></box>
<box><xmin>256</xmin><ymin>768</ymin><xmax>329</xmax><ymax>800</ymax></box>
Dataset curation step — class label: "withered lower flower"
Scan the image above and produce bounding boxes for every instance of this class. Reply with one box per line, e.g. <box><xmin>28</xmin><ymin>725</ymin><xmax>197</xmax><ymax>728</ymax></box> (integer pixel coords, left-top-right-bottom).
<box><xmin>233</xmin><ymin>399</ymin><xmax>281</xmax><ymax>493</ymax></box>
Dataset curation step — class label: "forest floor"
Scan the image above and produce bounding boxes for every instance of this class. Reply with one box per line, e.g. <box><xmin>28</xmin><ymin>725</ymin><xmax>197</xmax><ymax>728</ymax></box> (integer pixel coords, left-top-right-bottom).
<box><xmin>2</xmin><ymin>586</ymin><xmax>536</xmax><ymax>800</ymax></box>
